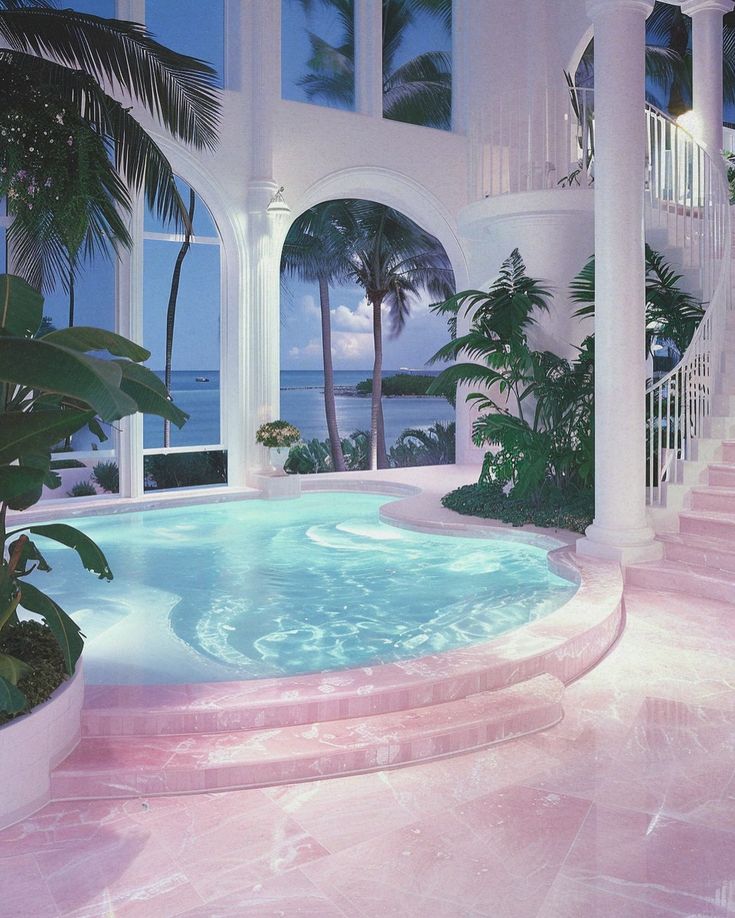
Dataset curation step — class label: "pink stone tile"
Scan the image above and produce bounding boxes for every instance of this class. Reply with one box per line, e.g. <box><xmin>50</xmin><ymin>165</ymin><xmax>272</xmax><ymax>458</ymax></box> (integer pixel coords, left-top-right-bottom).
<box><xmin>303</xmin><ymin>787</ymin><xmax>589</xmax><ymax>918</ymax></box>
<box><xmin>36</xmin><ymin>827</ymin><xmax>205</xmax><ymax>918</ymax></box>
<box><xmin>594</xmin><ymin>696</ymin><xmax>735</xmax><ymax>831</ymax></box>
<box><xmin>175</xmin><ymin>869</ymin><xmax>350</xmax><ymax>917</ymax></box>
<box><xmin>264</xmin><ymin>770</ymin><xmax>418</xmax><ymax>852</ymax></box>
<box><xmin>537</xmin><ymin>875</ymin><xmax>679</xmax><ymax>917</ymax></box>
<box><xmin>146</xmin><ymin>791</ymin><xmax>330</xmax><ymax>903</ymax></box>
<box><xmin>561</xmin><ymin>803</ymin><xmax>735</xmax><ymax>915</ymax></box>
<box><xmin>0</xmin><ymin>854</ymin><xmax>59</xmax><ymax>917</ymax></box>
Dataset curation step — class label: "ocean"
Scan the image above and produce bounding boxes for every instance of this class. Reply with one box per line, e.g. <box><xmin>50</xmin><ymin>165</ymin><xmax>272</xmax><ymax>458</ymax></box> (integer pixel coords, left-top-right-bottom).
<box><xmin>143</xmin><ymin>370</ymin><xmax>455</xmax><ymax>450</ymax></box>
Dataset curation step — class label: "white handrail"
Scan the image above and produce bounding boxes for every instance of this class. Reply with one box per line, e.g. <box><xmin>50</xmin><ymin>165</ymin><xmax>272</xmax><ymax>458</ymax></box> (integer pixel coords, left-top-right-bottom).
<box><xmin>477</xmin><ymin>85</ymin><xmax>595</xmax><ymax>197</ymax></box>
<box><xmin>645</xmin><ymin>107</ymin><xmax>732</xmax><ymax>505</ymax></box>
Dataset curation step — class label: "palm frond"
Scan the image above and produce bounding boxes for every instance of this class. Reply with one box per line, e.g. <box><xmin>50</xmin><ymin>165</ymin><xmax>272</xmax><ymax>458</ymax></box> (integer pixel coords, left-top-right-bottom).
<box><xmin>0</xmin><ymin>5</ymin><xmax>220</xmax><ymax>149</ymax></box>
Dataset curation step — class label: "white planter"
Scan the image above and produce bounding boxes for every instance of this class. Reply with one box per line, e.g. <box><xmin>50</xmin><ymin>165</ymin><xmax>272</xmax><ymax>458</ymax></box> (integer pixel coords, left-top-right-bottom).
<box><xmin>269</xmin><ymin>447</ymin><xmax>290</xmax><ymax>472</ymax></box>
<box><xmin>0</xmin><ymin>663</ymin><xmax>84</xmax><ymax>830</ymax></box>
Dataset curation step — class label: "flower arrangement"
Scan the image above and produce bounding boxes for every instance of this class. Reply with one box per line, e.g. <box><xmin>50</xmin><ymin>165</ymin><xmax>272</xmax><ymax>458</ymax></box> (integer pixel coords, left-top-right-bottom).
<box><xmin>255</xmin><ymin>420</ymin><xmax>301</xmax><ymax>449</ymax></box>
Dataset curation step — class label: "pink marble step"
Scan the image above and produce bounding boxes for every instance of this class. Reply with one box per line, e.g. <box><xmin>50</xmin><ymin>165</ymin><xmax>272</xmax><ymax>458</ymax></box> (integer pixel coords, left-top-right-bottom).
<box><xmin>722</xmin><ymin>441</ymin><xmax>735</xmax><ymax>463</ymax></box>
<box><xmin>659</xmin><ymin>531</ymin><xmax>735</xmax><ymax>574</ymax></box>
<box><xmin>679</xmin><ymin>509</ymin><xmax>735</xmax><ymax>540</ymax></box>
<box><xmin>625</xmin><ymin>559</ymin><xmax>735</xmax><ymax>604</ymax></box>
<box><xmin>689</xmin><ymin>486</ymin><xmax>735</xmax><ymax>513</ymax></box>
<box><xmin>707</xmin><ymin>463</ymin><xmax>735</xmax><ymax>488</ymax></box>
<box><xmin>51</xmin><ymin>674</ymin><xmax>564</xmax><ymax>800</ymax></box>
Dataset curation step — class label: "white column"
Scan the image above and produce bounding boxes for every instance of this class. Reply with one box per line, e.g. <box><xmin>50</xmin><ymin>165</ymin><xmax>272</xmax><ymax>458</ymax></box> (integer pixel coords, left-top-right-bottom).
<box><xmin>354</xmin><ymin>0</ymin><xmax>383</xmax><ymax>117</ymax></box>
<box><xmin>577</xmin><ymin>0</ymin><xmax>663</xmax><ymax>565</ymax></box>
<box><xmin>681</xmin><ymin>0</ymin><xmax>734</xmax><ymax>155</ymax></box>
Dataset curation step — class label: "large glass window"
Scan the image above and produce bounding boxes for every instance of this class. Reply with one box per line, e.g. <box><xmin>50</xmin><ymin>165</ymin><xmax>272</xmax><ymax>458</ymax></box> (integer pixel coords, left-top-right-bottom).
<box><xmin>281</xmin><ymin>0</ymin><xmax>355</xmax><ymax>110</ymax></box>
<box><xmin>146</xmin><ymin>0</ymin><xmax>225</xmax><ymax>87</ymax></box>
<box><xmin>382</xmin><ymin>0</ymin><xmax>452</xmax><ymax>130</ymax></box>
<box><xmin>142</xmin><ymin>178</ymin><xmax>225</xmax><ymax>492</ymax></box>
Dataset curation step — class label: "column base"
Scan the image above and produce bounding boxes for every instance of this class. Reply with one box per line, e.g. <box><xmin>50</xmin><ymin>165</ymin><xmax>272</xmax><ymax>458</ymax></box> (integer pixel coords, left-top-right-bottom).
<box><xmin>576</xmin><ymin>521</ymin><xmax>664</xmax><ymax>566</ymax></box>
<box><xmin>250</xmin><ymin>472</ymin><xmax>301</xmax><ymax>500</ymax></box>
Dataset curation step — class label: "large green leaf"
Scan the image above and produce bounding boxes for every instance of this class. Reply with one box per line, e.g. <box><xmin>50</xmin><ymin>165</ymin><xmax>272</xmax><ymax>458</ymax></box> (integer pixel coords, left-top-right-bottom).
<box><xmin>0</xmin><ymin>466</ymin><xmax>48</xmax><ymax>503</ymax></box>
<box><xmin>0</xmin><ymin>674</ymin><xmax>27</xmax><ymax>715</ymax></box>
<box><xmin>42</xmin><ymin>327</ymin><xmax>151</xmax><ymax>362</ymax></box>
<box><xmin>0</xmin><ymin>409</ymin><xmax>95</xmax><ymax>465</ymax></box>
<box><xmin>0</xmin><ymin>339</ymin><xmax>137</xmax><ymax>421</ymax></box>
<box><xmin>7</xmin><ymin>524</ymin><xmax>113</xmax><ymax>581</ymax></box>
<box><xmin>0</xmin><ymin>274</ymin><xmax>43</xmax><ymax>338</ymax></box>
<box><xmin>17</xmin><ymin>581</ymin><xmax>84</xmax><ymax>674</ymax></box>
<box><xmin>0</xmin><ymin>652</ymin><xmax>31</xmax><ymax>686</ymax></box>
<box><xmin>116</xmin><ymin>361</ymin><xmax>189</xmax><ymax>428</ymax></box>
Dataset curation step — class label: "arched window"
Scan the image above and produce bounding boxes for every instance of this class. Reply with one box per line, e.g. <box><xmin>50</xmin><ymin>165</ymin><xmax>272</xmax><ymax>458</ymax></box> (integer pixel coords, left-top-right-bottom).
<box><xmin>142</xmin><ymin>177</ymin><xmax>226</xmax><ymax>492</ymax></box>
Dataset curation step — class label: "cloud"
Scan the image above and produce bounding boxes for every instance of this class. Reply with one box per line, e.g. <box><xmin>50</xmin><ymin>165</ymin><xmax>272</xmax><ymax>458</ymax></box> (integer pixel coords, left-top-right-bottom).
<box><xmin>288</xmin><ymin>339</ymin><xmax>322</xmax><ymax>359</ymax></box>
<box><xmin>331</xmin><ymin>331</ymin><xmax>373</xmax><ymax>362</ymax></box>
<box><xmin>301</xmin><ymin>294</ymin><xmax>321</xmax><ymax>318</ymax></box>
<box><xmin>331</xmin><ymin>298</ymin><xmax>372</xmax><ymax>332</ymax></box>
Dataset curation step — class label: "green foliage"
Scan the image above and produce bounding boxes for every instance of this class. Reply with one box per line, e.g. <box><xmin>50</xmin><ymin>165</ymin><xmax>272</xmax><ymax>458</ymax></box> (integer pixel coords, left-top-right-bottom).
<box><xmin>284</xmin><ymin>424</ymin><xmax>455</xmax><ymax>473</ymax></box>
<box><xmin>284</xmin><ymin>431</ymin><xmax>370</xmax><ymax>474</ymax></box>
<box><xmin>0</xmin><ymin>620</ymin><xmax>65</xmax><ymax>726</ymax></box>
<box><xmin>92</xmin><ymin>461</ymin><xmax>119</xmax><ymax>493</ymax></box>
<box><xmin>442</xmin><ymin>482</ymin><xmax>594</xmax><ymax>534</ymax></box>
<box><xmin>429</xmin><ymin>250</ymin><xmax>591</xmax><ymax>507</ymax></box>
<box><xmin>724</xmin><ymin>150</ymin><xmax>735</xmax><ymax>205</ymax></box>
<box><xmin>570</xmin><ymin>245</ymin><xmax>704</xmax><ymax>356</ymax></box>
<box><xmin>255</xmin><ymin>420</ymin><xmax>301</xmax><ymax>449</ymax></box>
<box><xmin>49</xmin><ymin>459</ymin><xmax>86</xmax><ymax>470</ymax></box>
<box><xmin>67</xmin><ymin>481</ymin><xmax>97</xmax><ymax>497</ymax></box>
<box><xmin>144</xmin><ymin>450</ymin><xmax>227</xmax><ymax>491</ymax></box>
<box><xmin>388</xmin><ymin>422</ymin><xmax>455</xmax><ymax>467</ymax></box>
<box><xmin>355</xmin><ymin>373</ymin><xmax>439</xmax><ymax>396</ymax></box>
<box><xmin>0</xmin><ymin>275</ymin><xmax>187</xmax><ymax>715</ymax></box>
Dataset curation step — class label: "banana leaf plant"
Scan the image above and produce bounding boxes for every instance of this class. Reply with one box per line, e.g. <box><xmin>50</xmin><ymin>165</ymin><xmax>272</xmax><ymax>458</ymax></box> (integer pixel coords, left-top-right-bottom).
<box><xmin>0</xmin><ymin>273</ymin><xmax>188</xmax><ymax>715</ymax></box>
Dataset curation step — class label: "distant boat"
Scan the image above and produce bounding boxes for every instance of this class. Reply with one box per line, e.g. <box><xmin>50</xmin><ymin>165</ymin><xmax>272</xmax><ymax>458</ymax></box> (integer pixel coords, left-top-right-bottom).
<box><xmin>195</xmin><ymin>376</ymin><xmax>210</xmax><ymax>383</ymax></box>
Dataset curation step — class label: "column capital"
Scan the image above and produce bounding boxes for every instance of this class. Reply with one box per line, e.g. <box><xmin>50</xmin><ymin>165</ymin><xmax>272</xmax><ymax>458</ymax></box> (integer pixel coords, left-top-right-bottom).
<box><xmin>680</xmin><ymin>0</ymin><xmax>734</xmax><ymax>15</ymax></box>
<box><xmin>586</xmin><ymin>0</ymin><xmax>654</xmax><ymax>19</ymax></box>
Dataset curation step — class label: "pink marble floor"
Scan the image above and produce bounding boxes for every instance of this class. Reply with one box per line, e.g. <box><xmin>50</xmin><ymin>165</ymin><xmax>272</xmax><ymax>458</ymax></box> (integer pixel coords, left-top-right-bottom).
<box><xmin>2</xmin><ymin>585</ymin><xmax>734</xmax><ymax>917</ymax></box>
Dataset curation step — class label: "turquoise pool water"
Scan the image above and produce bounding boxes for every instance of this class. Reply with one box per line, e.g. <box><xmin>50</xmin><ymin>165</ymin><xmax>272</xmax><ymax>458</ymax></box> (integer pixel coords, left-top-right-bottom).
<box><xmin>29</xmin><ymin>493</ymin><xmax>577</xmax><ymax>684</ymax></box>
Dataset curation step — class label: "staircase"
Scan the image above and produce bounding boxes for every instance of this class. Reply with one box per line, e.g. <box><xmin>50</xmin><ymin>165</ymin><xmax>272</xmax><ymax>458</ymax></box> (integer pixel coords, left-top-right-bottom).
<box><xmin>629</xmin><ymin>251</ymin><xmax>735</xmax><ymax>603</ymax></box>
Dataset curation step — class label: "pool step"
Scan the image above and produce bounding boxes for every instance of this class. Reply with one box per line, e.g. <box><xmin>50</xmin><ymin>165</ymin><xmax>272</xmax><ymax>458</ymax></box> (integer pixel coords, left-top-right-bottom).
<box><xmin>51</xmin><ymin>673</ymin><xmax>563</xmax><ymax>800</ymax></box>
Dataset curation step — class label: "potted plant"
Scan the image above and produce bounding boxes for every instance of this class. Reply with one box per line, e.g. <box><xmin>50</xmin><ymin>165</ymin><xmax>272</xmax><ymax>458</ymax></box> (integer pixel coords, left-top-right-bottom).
<box><xmin>0</xmin><ymin>274</ymin><xmax>188</xmax><ymax>720</ymax></box>
<box><xmin>255</xmin><ymin>421</ymin><xmax>301</xmax><ymax>474</ymax></box>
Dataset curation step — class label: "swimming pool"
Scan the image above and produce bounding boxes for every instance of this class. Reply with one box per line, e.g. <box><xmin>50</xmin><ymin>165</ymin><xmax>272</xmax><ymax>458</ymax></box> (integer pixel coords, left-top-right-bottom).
<box><xmin>29</xmin><ymin>493</ymin><xmax>578</xmax><ymax>684</ymax></box>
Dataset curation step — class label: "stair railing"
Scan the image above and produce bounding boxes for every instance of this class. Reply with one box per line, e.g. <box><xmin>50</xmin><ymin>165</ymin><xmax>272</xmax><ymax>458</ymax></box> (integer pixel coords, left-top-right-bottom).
<box><xmin>645</xmin><ymin>108</ymin><xmax>732</xmax><ymax>505</ymax></box>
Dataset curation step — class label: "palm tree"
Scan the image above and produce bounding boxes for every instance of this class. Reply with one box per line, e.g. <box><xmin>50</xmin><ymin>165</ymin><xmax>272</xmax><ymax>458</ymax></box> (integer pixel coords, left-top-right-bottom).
<box><xmin>163</xmin><ymin>188</ymin><xmax>197</xmax><ymax>448</ymax></box>
<box><xmin>281</xmin><ymin>201</ymin><xmax>357</xmax><ymax>471</ymax></box>
<box><xmin>344</xmin><ymin>200</ymin><xmax>454</xmax><ymax>469</ymax></box>
<box><xmin>0</xmin><ymin>0</ymin><xmax>220</xmax><ymax>295</ymax></box>
<box><xmin>295</xmin><ymin>0</ymin><xmax>451</xmax><ymax>128</ymax></box>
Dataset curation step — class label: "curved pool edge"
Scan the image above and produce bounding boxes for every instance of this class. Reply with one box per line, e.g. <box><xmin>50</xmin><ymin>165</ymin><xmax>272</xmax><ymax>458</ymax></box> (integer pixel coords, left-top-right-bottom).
<box><xmin>82</xmin><ymin>476</ymin><xmax>623</xmax><ymax>738</ymax></box>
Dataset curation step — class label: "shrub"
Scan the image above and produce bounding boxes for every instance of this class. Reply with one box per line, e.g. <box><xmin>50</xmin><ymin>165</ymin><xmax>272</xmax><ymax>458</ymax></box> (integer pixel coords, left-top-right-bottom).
<box><xmin>67</xmin><ymin>480</ymin><xmax>97</xmax><ymax>497</ymax></box>
<box><xmin>442</xmin><ymin>482</ymin><xmax>594</xmax><ymax>534</ymax></box>
<box><xmin>144</xmin><ymin>450</ymin><xmax>227</xmax><ymax>490</ymax></box>
<box><xmin>255</xmin><ymin>420</ymin><xmax>301</xmax><ymax>449</ymax></box>
<box><xmin>0</xmin><ymin>621</ymin><xmax>66</xmax><ymax>725</ymax></box>
<box><xmin>389</xmin><ymin>422</ymin><xmax>455</xmax><ymax>467</ymax></box>
<box><xmin>356</xmin><ymin>374</ymin><xmax>437</xmax><ymax>396</ymax></box>
<box><xmin>49</xmin><ymin>459</ymin><xmax>86</xmax><ymax>470</ymax></box>
<box><xmin>92</xmin><ymin>461</ymin><xmax>119</xmax><ymax>493</ymax></box>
